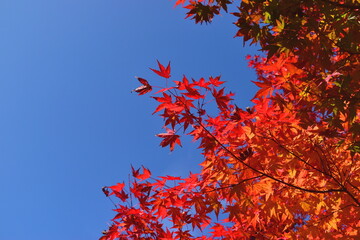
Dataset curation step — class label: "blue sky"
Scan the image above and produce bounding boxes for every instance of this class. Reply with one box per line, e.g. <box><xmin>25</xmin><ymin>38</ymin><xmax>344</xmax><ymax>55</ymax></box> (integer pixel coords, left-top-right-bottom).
<box><xmin>0</xmin><ymin>0</ymin><xmax>259</xmax><ymax>239</ymax></box>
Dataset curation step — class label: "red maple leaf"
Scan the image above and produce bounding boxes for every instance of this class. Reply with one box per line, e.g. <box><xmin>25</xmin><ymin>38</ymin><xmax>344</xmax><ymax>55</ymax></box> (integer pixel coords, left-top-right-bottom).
<box><xmin>108</xmin><ymin>182</ymin><xmax>125</xmax><ymax>193</ymax></box>
<box><xmin>133</xmin><ymin>77</ymin><xmax>152</xmax><ymax>95</ymax></box>
<box><xmin>150</xmin><ymin>60</ymin><xmax>171</xmax><ymax>78</ymax></box>
<box><xmin>153</xmin><ymin>93</ymin><xmax>184</xmax><ymax>114</ymax></box>
<box><xmin>100</xmin><ymin>224</ymin><xmax>119</xmax><ymax>240</ymax></box>
<box><xmin>115</xmin><ymin>190</ymin><xmax>128</xmax><ymax>202</ymax></box>
<box><xmin>183</xmin><ymin>85</ymin><xmax>204</xmax><ymax>99</ymax></box>
<box><xmin>133</xmin><ymin>166</ymin><xmax>152</xmax><ymax>181</ymax></box>
<box><xmin>193</xmin><ymin>77</ymin><xmax>211</xmax><ymax>90</ymax></box>
<box><xmin>212</xmin><ymin>88</ymin><xmax>234</xmax><ymax>110</ymax></box>
<box><xmin>156</xmin><ymin>128</ymin><xmax>182</xmax><ymax>151</ymax></box>
<box><xmin>209</xmin><ymin>76</ymin><xmax>225</xmax><ymax>87</ymax></box>
<box><xmin>175</xmin><ymin>0</ymin><xmax>186</xmax><ymax>6</ymax></box>
<box><xmin>108</xmin><ymin>183</ymin><xmax>128</xmax><ymax>202</ymax></box>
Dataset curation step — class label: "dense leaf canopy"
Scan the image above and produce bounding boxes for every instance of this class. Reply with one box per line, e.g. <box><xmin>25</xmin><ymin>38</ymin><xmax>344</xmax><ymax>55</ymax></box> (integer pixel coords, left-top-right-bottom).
<box><xmin>101</xmin><ymin>0</ymin><xmax>359</xmax><ymax>239</ymax></box>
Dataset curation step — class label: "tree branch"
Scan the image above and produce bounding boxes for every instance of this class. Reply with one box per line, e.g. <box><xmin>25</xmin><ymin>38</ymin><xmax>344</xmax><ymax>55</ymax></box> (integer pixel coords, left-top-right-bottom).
<box><xmin>204</xmin><ymin>174</ymin><xmax>264</xmax><ymax>193</ymax></box>
<box><xmin>263</xmin><ymin>133</ymin><xmax>360</xmax><ymax>206</ymax></box>
<box><xmin>166</xmin><ymin>89</ymin><xmax>358</xmax><ymax>205</ymax></box>
<box><xmin>194</xmin><ymin>118</ymin><xmax>345</xmax><ymax>194</ymax></box>
<box><xmin>262</xmin><ymin>133</ymin><xmax>330</xmax><ymax>177</ymax></box>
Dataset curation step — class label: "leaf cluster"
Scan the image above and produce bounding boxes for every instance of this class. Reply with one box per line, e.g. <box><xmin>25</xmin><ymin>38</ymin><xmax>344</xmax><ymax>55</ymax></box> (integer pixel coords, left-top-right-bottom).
<box><xmin>101</xmin><ymin>0</ymin><xmax>360</xmax><ymax>239</ymax></box>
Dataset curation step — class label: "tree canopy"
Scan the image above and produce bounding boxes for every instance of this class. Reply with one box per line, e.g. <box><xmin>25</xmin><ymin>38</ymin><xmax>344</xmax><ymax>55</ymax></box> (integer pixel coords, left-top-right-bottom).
<box><xmin>101</xmin><ymin>0</ymin><xmax>360</xmax><ymax>239</ymax></box>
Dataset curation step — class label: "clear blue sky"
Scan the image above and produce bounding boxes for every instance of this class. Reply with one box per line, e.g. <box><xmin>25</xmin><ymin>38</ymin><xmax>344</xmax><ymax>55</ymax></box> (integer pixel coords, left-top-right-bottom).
<box><xmin>0</xmin><ymin>1</ymin><xmax>259</xmax><ymax>239</ymax></box>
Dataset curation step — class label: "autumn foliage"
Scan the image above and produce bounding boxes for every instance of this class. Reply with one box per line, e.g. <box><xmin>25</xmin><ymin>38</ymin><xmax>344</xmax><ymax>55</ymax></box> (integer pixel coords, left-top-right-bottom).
<box><xmin>101</xmin><ymin>0</ymin><xmax>360</xmax><ymax>239</ymax></box>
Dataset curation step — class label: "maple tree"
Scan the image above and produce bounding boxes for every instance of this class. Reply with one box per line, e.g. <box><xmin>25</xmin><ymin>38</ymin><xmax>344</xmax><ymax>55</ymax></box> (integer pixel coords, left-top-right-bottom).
<box><xmin>101</xmin><ymin>0</ymin><xmax>359</xmax><ymax>239</ymax></box>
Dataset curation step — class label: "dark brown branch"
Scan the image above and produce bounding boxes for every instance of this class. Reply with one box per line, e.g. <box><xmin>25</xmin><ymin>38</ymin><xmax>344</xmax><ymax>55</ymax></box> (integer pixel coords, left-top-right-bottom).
<box><xmin>347</xmin><ymin>180</ymin><xmax>360</xmax><ymax>193</ymax></box>
<box><xmin>342</xmin><ymin>187</ymin><xmax>360</xmax><ymax>206</ymax></box>
<box><xmin>194</xmin><ymin>118</ymin><xmax>345</xmax><ymax>194</ymax></box>
<box><xmin>263</xmin><ymin>133</ymin><xmax>330</xmax><ymax>177</ymax></box>
<box><xmin>205</xmin><ymin>174</ymin><xmax>264</xmax><ymax>193</ymax></box>
<box><xmin>263</xmin><ymin>132</ymin><xmax>360</xmax><ymax>206</ymax></box>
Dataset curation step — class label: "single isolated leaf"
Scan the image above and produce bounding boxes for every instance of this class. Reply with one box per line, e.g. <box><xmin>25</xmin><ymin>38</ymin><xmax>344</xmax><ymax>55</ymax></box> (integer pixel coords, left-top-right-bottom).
<box><xmin>150</xmin><ymin>60</ymin><xmax>171</xmax><ymax>78</ymax></box>
<box><xmin>132</xmin><ymin>77</ymin><xmax>152</xmax><ymax>95</ymax></box>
